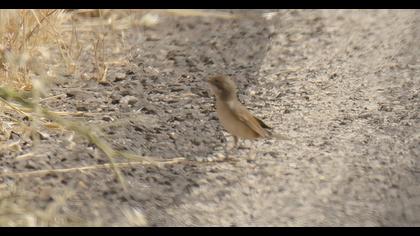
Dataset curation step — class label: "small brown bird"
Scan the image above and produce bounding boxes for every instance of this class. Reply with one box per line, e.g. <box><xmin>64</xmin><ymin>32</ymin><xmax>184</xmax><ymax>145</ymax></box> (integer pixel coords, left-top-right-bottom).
<box><xmin>208</xmin><ymin>75</ymin><xmax>272</xmax><ymax>150</ymax></box>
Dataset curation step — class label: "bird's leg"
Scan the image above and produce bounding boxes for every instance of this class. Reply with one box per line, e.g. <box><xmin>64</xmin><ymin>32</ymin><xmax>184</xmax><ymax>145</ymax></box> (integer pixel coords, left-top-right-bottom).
<box><xmin>247</xmin><ymin>141</ymin><xmax>257</xmax><ymax>160</ymax></box>
<box><xmin>223</xmin><ymin>142</ymin><xmax>229</xmax><ymax>159</ymax></box>
<box><xmin>223</xmin><ymin>136</ymin><xmax>238</xmax><ymax>159</ymax></box>
<box><xmin>221</xmin><ymin>133</ymin><xmax>229</xmax><ymax>159</ymax></box>
<box><xmin>233</xmin><ymin>136</ymin><xmax>239</xmax><ymax>150</ymax></box>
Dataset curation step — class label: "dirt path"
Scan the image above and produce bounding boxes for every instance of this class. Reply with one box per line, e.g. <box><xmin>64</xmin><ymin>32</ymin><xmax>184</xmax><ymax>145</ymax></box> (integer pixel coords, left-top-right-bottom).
<box><xmin>159</xmin><ymin>9</ymin><xmax>420</xmax><ymax>226</ymax></box>
<box><xmin>1</xmin><ymin>10</ymin><xmax>419</xmax><ymax>226</ymax></box>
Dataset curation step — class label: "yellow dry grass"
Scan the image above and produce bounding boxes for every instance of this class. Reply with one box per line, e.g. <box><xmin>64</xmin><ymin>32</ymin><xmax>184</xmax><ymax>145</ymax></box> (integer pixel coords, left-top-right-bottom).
<box><xmin>0</xmin><ymin>9</ymin><xmax>193</xmax><ymax>226</ymax></box>
<box><xmin>0</xmin><ymin>10</ymin><xmax>69</xmax><ymax>90</ymax></box>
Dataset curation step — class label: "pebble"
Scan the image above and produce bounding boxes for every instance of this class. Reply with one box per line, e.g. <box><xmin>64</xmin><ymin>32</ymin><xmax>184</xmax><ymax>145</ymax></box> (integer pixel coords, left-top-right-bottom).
<box><xmin>66</xmin><ymin>90</ymin><xmax>84</xmax><ymax>98</ymax></box>
<box><xmin>76</xmin><ymin>104</ymin><xmax>89</xmax><ymax>111</ymax></box>
<box><xmin>114</xmin><ymin>72</ymin><xmax>126</xmax><ymax>81</ymax></box>
<box><xmin>120</xmin><ymin>96</ymin><xmax>138</xmax><ymax>106</ymax></box>
<box><xmin>102</xmin><ymin>116</ymin><xmax>114</xmax><ymax>122</ymax></box>
<box><xmin>120</xmin><ymin>90</ymin><xmax>131</xmax><ymax>96</ymax></box>
<box><xmin>289</xmin><ymin>163</ymin><xmax>297</xmax><ymax>168</ymax></box>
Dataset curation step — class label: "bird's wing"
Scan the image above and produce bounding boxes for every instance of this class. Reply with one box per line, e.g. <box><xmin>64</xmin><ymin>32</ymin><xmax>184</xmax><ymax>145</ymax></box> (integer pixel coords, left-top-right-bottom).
<box><xmin>230</xmin><ymin>103</ymin><xmax>271</xmax><ymax>138</ymax></box>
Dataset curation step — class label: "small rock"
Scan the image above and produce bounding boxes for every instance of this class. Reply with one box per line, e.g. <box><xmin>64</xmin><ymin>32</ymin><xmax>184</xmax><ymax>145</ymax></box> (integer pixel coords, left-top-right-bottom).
<box><xmin>98</xmin><ymin>80</ymin><xmax>111</xmax><ymax>86</ymax></box>
<box><xmin>24</xmin><ymin>160</ymin><xmax>37</xmax><ymax>170</ymax></box>
<box><xmin>120</xmin><ymin>90</ymin><xmax>130</xmax><ymax>96</ymax></box>
<box><xmin>37</xmin><ymin>131</ymin><xmax>50</xmax><ymax>140</ymax></box>
<box><xmin>66</xmin><ymin>90</ymin><xmax>84</xmax><ymax>98</ymax></box>
<box><xmin>140</xmin><ymin>13</ymin><xmax>159</xmax><ymax>28</ymax></box>
<box><xmin>81</xmin><ymin>72</ymin><xmax>94</xmax><ymax>80</ymax></box>
<box><xmin>120</xmin><ymin>95</ymin><xmax>138</xmax><ymax>106</ymax></box>
<box><xmin>169</xmin><ymin>132</ymin><xmax>176</xmax><ymax>140</ymax></box>
<box><xmin>114</xmin><ymin>72</ymin><xmax>126</xmax><ymax>81</ymax></box>
<box><xmin>144</xmin><ymin>66</ymin><xmax>159</xmax><ymax>76</ymax></box>
<box><xmin>102</xmin><ymin>116</ymin><xmax>113</xmax><ymax>122</ymax></box>
<box><xmin>195</xmin><ymin>157</ymin><xmax>205</xmax><ymax>162</ymax></box>
<box><xmin>206</xmin><ymin>156</ymin><xmax>216</xmax><ymax>162</ymax></box>
<box><xmin>215</xmin><ymin>153</ymin><xmax>225</xmax><ymax>160</ymax></box>
<box><xmin>76</xmin><ymin>104</ymin><xmax>89</xmax><ymax>111</ymax></box>
<box><xmin>110</xmin><ymin>93</ymin><xmax>122</xmax><ymax>104</ymax></box>
<box><xmin>145</xmin><ymin>33</ymin><xmax>160</xmax><ymax>41</ymax></box>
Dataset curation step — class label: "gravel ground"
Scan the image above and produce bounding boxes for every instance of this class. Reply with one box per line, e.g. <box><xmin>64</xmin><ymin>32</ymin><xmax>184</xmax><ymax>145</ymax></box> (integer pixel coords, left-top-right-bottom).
<box><xmin>0</xmin><ymin>9</ymin><xmax>419</xmax><ymax>226</ymax></box>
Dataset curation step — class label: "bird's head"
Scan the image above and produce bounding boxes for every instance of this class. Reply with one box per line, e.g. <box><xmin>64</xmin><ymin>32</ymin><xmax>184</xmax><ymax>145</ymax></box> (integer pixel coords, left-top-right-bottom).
<box><xmin>208</xmin><ymin>75</ymin><xmax>237</xmax><ymax>101</ymax></box>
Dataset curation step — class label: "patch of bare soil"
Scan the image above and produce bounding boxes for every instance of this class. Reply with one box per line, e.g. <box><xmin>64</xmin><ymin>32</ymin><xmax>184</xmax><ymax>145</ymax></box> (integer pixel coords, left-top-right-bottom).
<box><xmin>1</xmin><ymin>10</ymin><xmax>419</xmax><ymax>226</ymax></box>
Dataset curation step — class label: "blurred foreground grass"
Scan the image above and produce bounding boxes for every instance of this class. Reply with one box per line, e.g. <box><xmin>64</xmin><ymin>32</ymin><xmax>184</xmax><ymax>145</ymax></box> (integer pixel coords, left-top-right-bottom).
<box><xmin>0</xmin><ymin>9</ymin><xmax>176</xmax><ymax>226</ymax></box>
<box><xmin>0</xmin><ymin>9</ymin><xmax>244</xmax><ymax>226</ymax></box>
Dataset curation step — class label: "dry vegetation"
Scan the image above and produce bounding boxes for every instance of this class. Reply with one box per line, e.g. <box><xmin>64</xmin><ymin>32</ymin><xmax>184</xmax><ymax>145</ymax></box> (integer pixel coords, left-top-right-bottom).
<box><xmin>0</xmin><ymin>9</ymin><xmax>191</xmax><ymax>226</ymax></box>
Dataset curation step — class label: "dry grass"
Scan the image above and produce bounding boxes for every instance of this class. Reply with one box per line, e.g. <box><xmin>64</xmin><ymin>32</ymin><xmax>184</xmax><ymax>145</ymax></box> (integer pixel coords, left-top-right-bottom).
<box><xmin>0</xmin><ymin>9</ymin><xmax>94</xmax><ymax>226</ymax></box>
<box><xmin>0</xmin><ymin>183</ymin><xmax>84</xmax><ymax>226</ymax></box>
<box><xmin>0</xmin><ymin>9</ymin><xmax>169</xmax><ymax>227</ymax></box>
<box><xmin>0</xmin><ymin>10</ymin><xmax>69</xmax><ymax>89</ymax></box>
<box><xmin>0</xmin><ymin>9</ymin><xmax>239</xmax><ymax>226</ymax></box>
